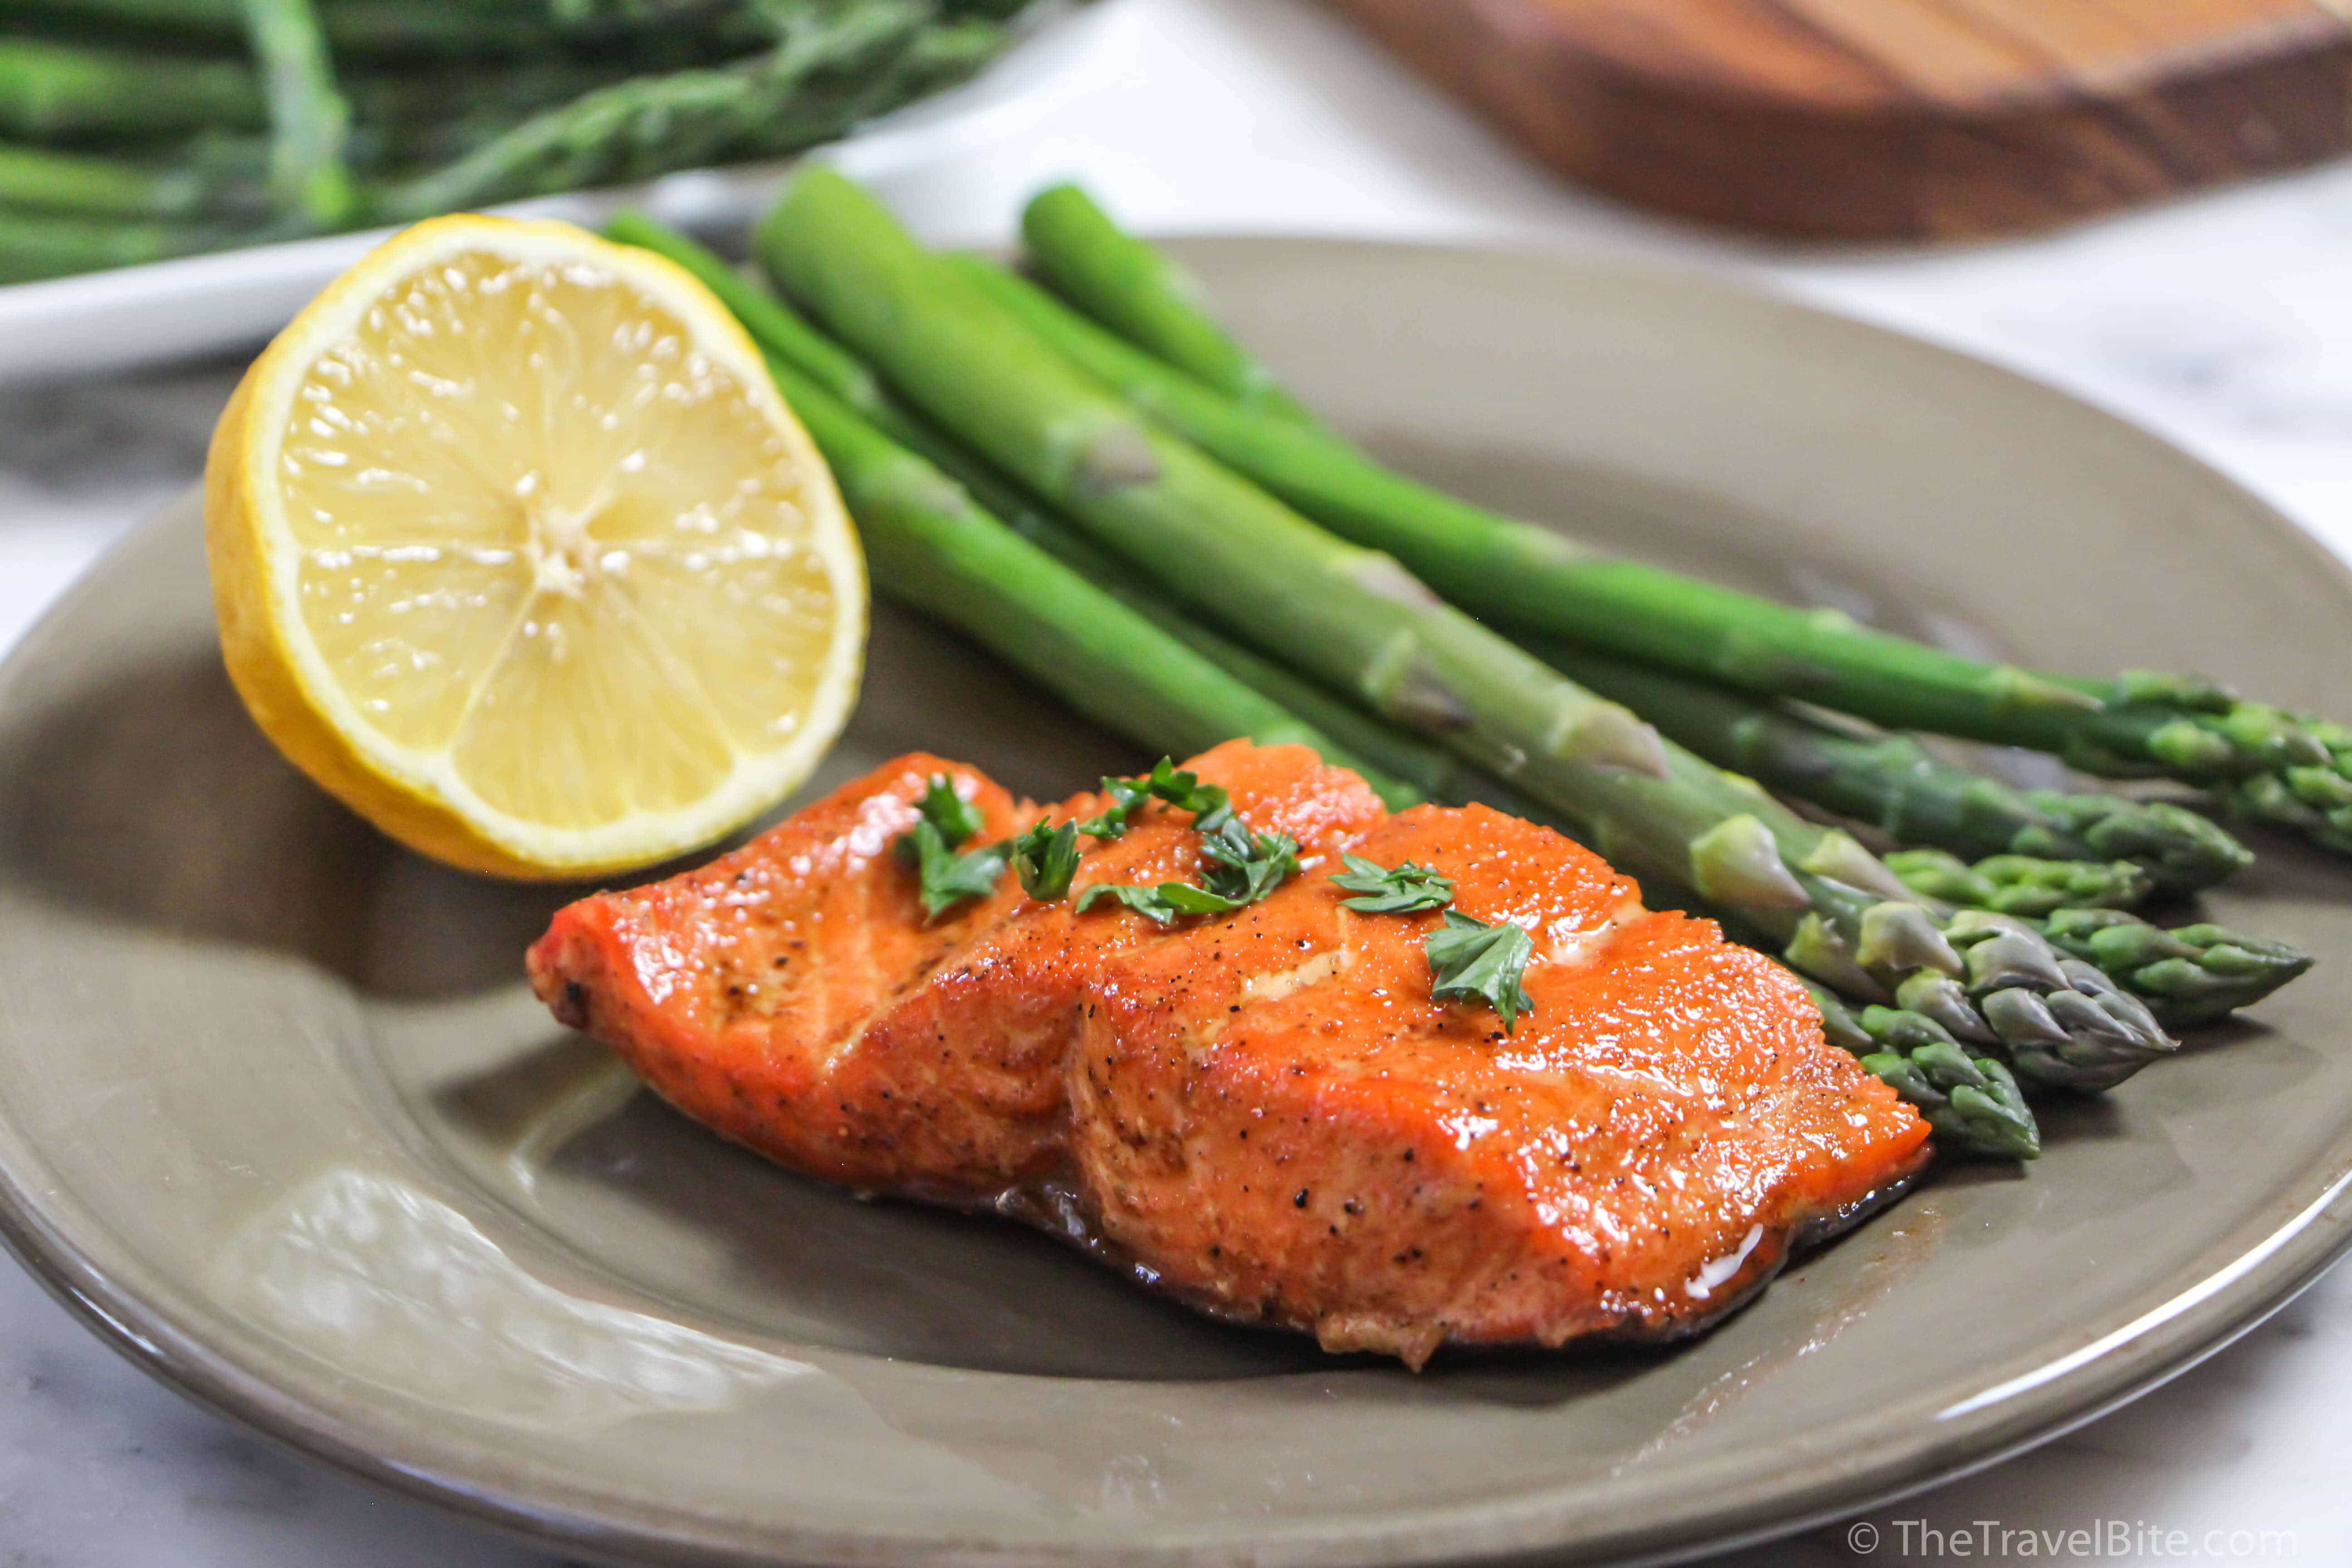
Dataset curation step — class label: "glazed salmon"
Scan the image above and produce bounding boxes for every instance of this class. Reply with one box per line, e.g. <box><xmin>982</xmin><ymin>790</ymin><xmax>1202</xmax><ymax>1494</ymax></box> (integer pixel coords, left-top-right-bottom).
<box><xmin>529</xmin><ymin>741</ymin><xmax>1930</xmax><ymax>1365</ymax></box>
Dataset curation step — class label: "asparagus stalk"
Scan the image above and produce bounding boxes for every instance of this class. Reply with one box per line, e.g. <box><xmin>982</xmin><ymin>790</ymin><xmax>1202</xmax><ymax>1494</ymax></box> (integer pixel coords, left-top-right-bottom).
<box><xmin>365</xmin><ymin>0</ymin><xmax>938</xmax><ymax>223</ymax></box>
<box><xmin>0</xmin><ymin>37</ymin><xmax>264</xmax><ymax>140</ymax></box>
<box><xmin>2002</xmin><ymin>909</ymin><xmax>2313</xmax><ymax>1028</ymax></box>
<box><xmin>1021</xmin><ymin>182</ymin><xmax>1320</xmax><ymax>425</ymax></box>
<box><xmin>0</xmin><ymin>134</ymin><xmax>264</xmax><ymax>217</ymax></box>
<box><xmin>0</xmin><ymin>203</ymin><xmax>274</xmax><ymax>281</ymax></box>
<box><xmin>1533</xmin><ymin>642</ymin><xmax>2251</xmax><ymax>896</ymax></box>
<box><xmin>2211</xmin><ymin>714</ymin><xmax>2352</xmax><ymax>854</ymax></box>
<box><xmin>766</xmin><ymin>352</ymin><xmax>1405</xmax><ymax>786</ymax></box>
<box><xmin>24</xmin><ymin>0</ymin><xmax>768</xmax><ymax>55</ymax></box>
<box><xmin>1804</xmin><ymin>985</ymin><xmax>2040</xmax><ymax>1160</ymax></box>
<box><xmin>1885</xmin><ymin>850</ymin><xmax>2149</xmax><ymax>917</ymax></box>
<box><xmin>970</xmin><ymin>215</ymin><xmax>2352</xmax><ymax>847</ymax></box>
<box><xmin>757</xmin><ymin>168</ymin><xmax>2183</xmax><ymax>1093</ymax></box>
<box><xmin>239</xmin><ymin>0</ymin><xmax>357</xmax><ymax>225</ymax></box>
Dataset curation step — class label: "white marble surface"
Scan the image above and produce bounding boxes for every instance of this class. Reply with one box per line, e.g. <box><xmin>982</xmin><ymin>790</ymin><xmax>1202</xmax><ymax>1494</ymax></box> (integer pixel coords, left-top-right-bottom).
<box><xmin>4</xmin><ymin>0</ymin><xmax>2351</xmax><ymax>1562</ymax></box>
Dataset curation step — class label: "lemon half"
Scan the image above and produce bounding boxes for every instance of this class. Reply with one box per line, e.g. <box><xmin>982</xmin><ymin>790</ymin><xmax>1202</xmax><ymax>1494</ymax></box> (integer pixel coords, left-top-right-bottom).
<box><xmin>207</xmin><ymin>215</ymin><xmax>866</xmax><ymax>879</ymax></box>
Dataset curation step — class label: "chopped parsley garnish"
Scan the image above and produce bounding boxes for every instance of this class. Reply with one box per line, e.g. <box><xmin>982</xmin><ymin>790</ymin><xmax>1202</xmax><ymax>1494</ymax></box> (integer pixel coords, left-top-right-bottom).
<box><xmin>1200</xmin><ymin>818</ymin><xmax>1300</xmax><ymax>904</ymax></box>
<box><xmin>894</xmin><ymin>774</ymin><xmax>1012</xmax><ymax>921</ymax></box>
<box><xmin>1073</xmin><ymin>815</ymin><xmax>1300</xmax><ymax>926</ymax></box>
<box><xmin>1012</xmin><ymin>820</ymin><xmax>1081</xmax><ymax>901</ymax></box>
<box><xmin>1426</xmin><ymin>910</ymin><xmax>1535</xmax><ymax>1032</ymax></box>
<box><xmin>915</xmin><ymin>773</ymin><xmax>984</xmax><ymax>847</ymax></box>
<box><xmin>1074</xmin><ymin>758</ymin><xmax>1234</xmax><ymax>840</ymax></box>
<box><xmin>1330</xmin><ymin>855</ymin><xmax>1455</xmax><ymax>915</ymax></box>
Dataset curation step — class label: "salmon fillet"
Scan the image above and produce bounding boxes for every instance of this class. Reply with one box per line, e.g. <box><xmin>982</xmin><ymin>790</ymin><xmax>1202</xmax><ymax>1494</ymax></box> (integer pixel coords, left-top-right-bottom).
<box><xmin>529</xmin><ymin>741</ymin><xmax>1930</xmax><ymax>1365</ymax></box>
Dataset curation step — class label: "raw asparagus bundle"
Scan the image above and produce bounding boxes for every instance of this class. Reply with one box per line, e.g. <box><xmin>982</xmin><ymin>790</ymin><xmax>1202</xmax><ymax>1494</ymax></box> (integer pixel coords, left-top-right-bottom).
<box><xmin>0</xmin><ymin>1</ymin><xmax>1045</xmax><ymax>281</ymax></box>
<box><xmin>998</xmin><ymin>196</ymin><xmax>2352</xmax><ymax>856</ymax></box>
<box><xmin>370</xmin><ymin>4</ymin><xmax>991</xmax><ymax>221</ymax></box>
<box><xmin>607</xmin><ymin>216</ymin><xmax>2043</xmax><ymax>1160</ymax></box>
<box><xmin>756</xmin><ymin>168</ymin><xmax>2183</xmax><ymax>1094</ymax></box>
<box><xmin>1021</xmin><ymin>182</ymin><xmax>1318</xmax><ymax>424</ymax></box>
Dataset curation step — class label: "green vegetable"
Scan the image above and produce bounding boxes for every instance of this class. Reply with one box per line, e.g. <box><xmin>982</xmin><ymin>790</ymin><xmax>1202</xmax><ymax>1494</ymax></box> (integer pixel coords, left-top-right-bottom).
<box><xmin>755</xmin><ymin>168</ymin><xmax>2180</xmax><ymax>1093</ymax></box>
<box><xmin>367</xmin><ymin>2</ymin><xmax>973</xmax><ymax>222</ymax></box>
<box><xmin>2003</xmin><ymin>910</ymin><xmax>2314</xmax><ymax>1029</ymax></box>
<box><xmin>0</xmin><ymin>203</ymin><xmax>275</xmax><ymax>282</ymax></box>
<box><xmin>0</xmin><ymin>37</ymin><xmax>265</xmax><ymax>140</ymax></box>
<box><xmin>758</xmin><ymin>349</ymin><xmax>1374</xmax><ymax>769</ymax></box>
<box><xmin>0</xmin><ymin>135</ymin><xmax>265</xmax><ymax>218</ymax></box>
<box><xmin>1200</xmin><ymin>817</ymin><xmax>1301</xmax><ymax>904</ymax></box>
<box><xmin>1426</xmin><ymin>911</ymin><xmax>1535</xmax><ymax>1032</ymax></box>
<box><xmin>240</xmin><ymin>0</ymin><xmax>357</xmax><ymax>225</ymax></box>
<box><xmin>959</xmin><ymin>224</ymin><xmax>2352</xmax><ymax>852</ymax></box>
<box><xmin>1532</xmin><ymin>643</ymin><xmax>2252</xmax><ymax>897</ymax></box>
<box><xmin>1073</xmin><ymin>812</ymin><xmax>1301</xmax><ymax>925</ymax></box>
<box><xmin>1011</xmin><ymin>819</ymin><xmax>1080</xmax><ymax>901</ymax></box>
<box><xmin>1809</xmin><ymin>985</ymin><xmax>2040</xmax><ymax>1161</ymax></box>
<box><xmin>913</xmin><ymin>773</ymin><xmax>983</xmax><ymax>845</ymax></box>
<box><xmin>1330</xmin><ymin>855</ymin><xmax>1455</xmax><ymax>915</ymax></box>
<box><xmin>1021</xmin><ymin>182</ymin><xmax>1318</xmax><ymax>424</ymax></box>
<box><xmin>894</xmin><ymin>774</ymin><xmax>1012</xmax><ymax>921</ymax></box>
<box><xmin>600</xmin><ymin>217</ymin><xmax>1420</xmax><ymax>809</ymax></box>
<box><xmin>1886</xmin><ymin>849</ymin><xmax>2150</xmax><ymax>917</ymax></box>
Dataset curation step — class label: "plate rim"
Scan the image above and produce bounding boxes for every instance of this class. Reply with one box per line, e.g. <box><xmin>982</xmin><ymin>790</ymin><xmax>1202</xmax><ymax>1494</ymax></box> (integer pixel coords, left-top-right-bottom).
<box><xmin>3</xmin><ymin>235</ymin><xmax>2351</xmax><ymax>1567</ymax></box>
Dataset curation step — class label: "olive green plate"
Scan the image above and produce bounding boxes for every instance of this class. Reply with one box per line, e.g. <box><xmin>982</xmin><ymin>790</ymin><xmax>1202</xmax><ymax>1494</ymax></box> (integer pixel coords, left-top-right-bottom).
<box><xmin>1</xmin><ymin>241</ymin><xmax>2348</xmax><ymax>1568</ymax></box>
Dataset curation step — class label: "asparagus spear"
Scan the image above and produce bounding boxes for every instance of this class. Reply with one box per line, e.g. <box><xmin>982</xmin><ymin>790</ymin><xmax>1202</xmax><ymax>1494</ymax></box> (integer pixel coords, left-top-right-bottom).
<box><xmin>2211</xmin><ymin>715</ymin><xmax>2352</xmax><ymax>854</ymax></box>
<box><xmin>0</xmin><ymin>37</ymin><xmax>264</xmax><ymax>140</ymax></box>
<box><xmin>24</xmin><ymin>0</ymin><xmax>769</xmax><ymax>56</ymax></box>
<box><xmin>1885</xmin><ymin>850</ymin><xmax>2149</xmax><ymax>917</ymax></box>
<box><xmin>1804</xmin><ymin>984</ymin><xmax>2041</xmax><ymax>1159</ymax></box>
<box><xmin>366</xmin><ymin>0</ymin><xmax>938</xmax><ymax>222</ymax></box>
<box><xmin>757</xmin><ymin>168</ymin><xmax>2184</xmax><ymax>1092</ymax></box>
<box><xmin>0</xmin><ymin>203</ymin><xmax>278</xmax><ymax>281</ymax></box>
<box><xmin>1021</xmin><ymin>182</ymin><xmax>1320</xmax><ymax>425</ymax></box>
<box><xmin>2000</xmin><ymin>909</ymin><xmax>2313</xmax><ymax>1028</ymax></box>
<box><xmin>1532</xmin><ymin>642</ymin><xmax>2251</xmax><ymax>896</ymax></box>
<box><xmin>772</xmin><ymin>359</ymin><xmax>1399</xmax><ymax>780</ymax></box>
<box><xmin>239</xmin><ymin>0</ymin><xmax>356</xmax><ymax>226</ymax></box>
<box><xmin>969</xmin><ymin>215</ymin><xmax>2352</xmax><ymax>847</ymax></box>
<box><xmin>0</xmin><ymin>134</ymin><xmax>264</xmax><ymax>217</ymax></box>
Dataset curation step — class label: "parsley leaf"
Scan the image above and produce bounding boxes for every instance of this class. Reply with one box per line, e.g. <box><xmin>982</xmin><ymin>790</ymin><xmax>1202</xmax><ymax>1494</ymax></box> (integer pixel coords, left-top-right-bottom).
<box><xmin>901</xmin><ymin>823</ymin><xmax>1013</xmax><ymax>921</ymax></box>
<box><xmin>1013</xmin><ymin>820</ymin><xmax>1081</xmax><ymax>901</ymax></box>
<box><xmin>1200</xmin><ymin>817</ymin><xmax>1300</xmax><ymax>905</ymax></box>
<box><xmin>1075</xmin><ymin>882</ymin><xmax>1190</xmax><ymax>925</ymax></box>
<box><xmin>918</xmin><ymin>774</ymin><xmax>985</xmax><ymax>848</ymax></box>
<box><xmin>1144</xmin><ymin>758</ymin><xmax>1236</xmax><ymax>833</ymax></box>
<box><xmin>1073</xmin><ymin>807</ymin><xmax>1299</xmax><ymax>926</ymax></box>
<box><xmin>1074</xmin><ymin>772</ymin><xmax>1154</xmax><ymax>839</ymax></box>
<box><xmin>1330</xmin><ymin>854</ymin><xmax>1455</xmax><ymax>915</ymax></box>
<box><xmin>1426</xmin><ymin>910</ymin><xmax>1535</xmax><ymax>1031</ymax></box>
<box><xmin>1074</xmin><ymin>758</ymin><xmax>1235</xmax><ymax>840</ymax></box>
<box><xmin>894</xmin><ymin>774</ymin><xmax>1010</xmax><ymax>921</ymax></box>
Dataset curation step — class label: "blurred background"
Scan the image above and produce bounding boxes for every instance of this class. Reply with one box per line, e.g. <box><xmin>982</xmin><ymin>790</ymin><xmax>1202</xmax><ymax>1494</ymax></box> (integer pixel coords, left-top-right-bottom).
<box><xmin>2</xmin><ymin>0</ymin><xmax>2349</xmax><ymax>1561</ymax></box>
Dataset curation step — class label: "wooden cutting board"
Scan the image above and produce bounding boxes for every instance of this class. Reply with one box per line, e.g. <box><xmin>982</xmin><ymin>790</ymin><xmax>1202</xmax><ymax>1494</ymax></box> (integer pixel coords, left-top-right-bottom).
<box><xmin>1323</xmin><ymin>0</ymin><xmax>2352</xmax><ymax>240</ymax></box>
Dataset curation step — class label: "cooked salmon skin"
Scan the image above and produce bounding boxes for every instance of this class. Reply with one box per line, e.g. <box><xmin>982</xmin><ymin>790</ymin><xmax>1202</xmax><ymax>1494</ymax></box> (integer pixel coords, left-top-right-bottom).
<box><xmin>529</xmin><ymin>743</ymin><xmax>1930</xmax><ymax>1364</ymax></box>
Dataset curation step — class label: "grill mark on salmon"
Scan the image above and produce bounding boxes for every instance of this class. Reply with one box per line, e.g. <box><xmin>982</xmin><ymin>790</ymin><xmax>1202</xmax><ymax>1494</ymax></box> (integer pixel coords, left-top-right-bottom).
<box><xmin>529</xmin><ymin>742</ymin><xmax>1931</xmax><ymax>1366</ymax></box>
